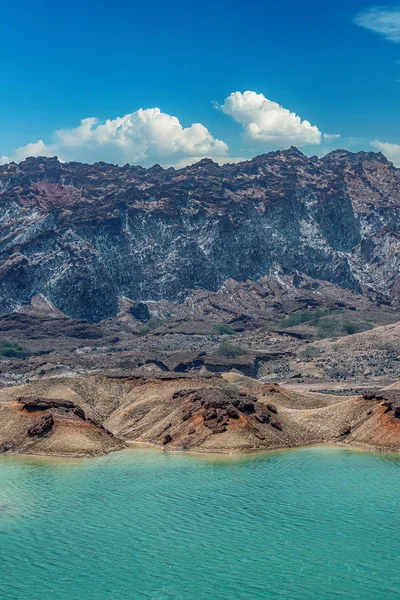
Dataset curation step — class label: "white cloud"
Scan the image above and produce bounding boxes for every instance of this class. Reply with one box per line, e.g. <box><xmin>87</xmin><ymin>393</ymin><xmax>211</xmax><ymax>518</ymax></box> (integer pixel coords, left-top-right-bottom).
<box><xmin>218</xmin><ymin>90</ymin><xmax>322</xmax><ymax>147</ymax></box>
<box><xmin>0</xmin><ymin>108</ymin><xmax>228</xmax><ymax>167</ymax></box>
<box><xmin>371</xmin><ymin>140</ymin><xmax>400</xmax><ymax>166</ymax></box>
<box><xmin>323</xmin><ymin>133</ymin><xmax>341</xmax><ymax>140</ymax></box>
<box><xmin>355</xmin><ymin>8</ymin><xmax>400</xmax><ymax>43</ymax></box>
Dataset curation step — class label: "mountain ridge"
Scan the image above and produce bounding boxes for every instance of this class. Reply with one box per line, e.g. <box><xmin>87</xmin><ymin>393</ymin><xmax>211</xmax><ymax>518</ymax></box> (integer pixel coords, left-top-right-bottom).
<box><xmin>0</xmin><ymin>148</ymin><xmax>399</xmax><ymax>321</ymax></box>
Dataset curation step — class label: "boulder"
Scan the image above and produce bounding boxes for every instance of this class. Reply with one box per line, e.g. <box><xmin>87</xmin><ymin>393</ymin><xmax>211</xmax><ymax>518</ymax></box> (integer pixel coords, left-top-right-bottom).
<box><xmin>28</xmin><ymin>414</ymin><xmax>54</xmax><ymax>437</ymax></box>
<box><xmin>73</xmin><ymin>406</ymin><xmax>86</xmax><ymax>420</ymax></box>
<box><xmin>227</xmin><ymin>405</ymin><xmax>240</xmax><ymax>419</ymax></box>
<box><xmin>340</xmin><ymin>425</ymin><xmax>351</xmax><ymax>436</ymax></box>
<box><xmin>203</xmin><ymin>408</ymin><xmax>217</xmax><ymax>421</ymax></box>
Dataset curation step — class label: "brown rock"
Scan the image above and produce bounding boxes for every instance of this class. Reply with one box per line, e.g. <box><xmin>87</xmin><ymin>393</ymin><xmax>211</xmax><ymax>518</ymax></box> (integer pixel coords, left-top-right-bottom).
<box><xmin>182</xmin><ymin>410</ymin><xmax>192</xmax><ymax>421</ymax></box>
<box><xmin>382</xmin><ymin>400</ymin><xmax>393</xmax><ymax>411</ymax></box>
<box><xmin>211</xmin><ymin>425</ymin><xmax>226</xmax><ymax>434</ymax></box>
<box><xmin>73</xmin><ymin>406</ymin><xmax>86</xmax><ymax>420</ymax></box>
<box><xmin>340</xmin><ymin>425</ymin><xmax>351</xmax><ymax>436</ymax></box>
<box><xmin>270</xmin><ymin>418</ymin><xmax>282</xmax><ymax>431</ymax></box>
<box><xmin>227</xmin><ymin>405</ymin><xmax>240</xmax><ymax>419</ymax></box>
<box><xmin>267</xmin><ymin>403</ymin><xmax>278</xmax><ymax>414</ymax></box>
<box><xmin>203</xmin><ymin>408</ymin><xmax>217</xmax><ymax>421</ymax></box>
<box><xmin>28</xmin><ymin>414</ymin><xmax>54</xmax><ymax>437</ymax></box>
<box><xmin>0</xmin><ymin>442</ymin><xmax>13</xmax><ymax>453</ymax></box>
<box><xmin>18</xmin><ymin>397</ymin><xmax>76</xmax><ymax>411</ymax></box>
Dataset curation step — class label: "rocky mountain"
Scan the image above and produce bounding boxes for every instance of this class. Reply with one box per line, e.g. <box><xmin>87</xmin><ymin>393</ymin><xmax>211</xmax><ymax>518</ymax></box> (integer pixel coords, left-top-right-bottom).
<box><xmin>0</xmin><ymin>147</ymin><xmax>399</xmax><ymax>322</ymax></box>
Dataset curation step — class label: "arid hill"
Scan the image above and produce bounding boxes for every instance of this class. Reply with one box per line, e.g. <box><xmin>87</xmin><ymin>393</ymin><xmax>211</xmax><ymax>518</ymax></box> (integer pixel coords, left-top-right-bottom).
<box><xmin>0</xmin><ymin>373</ymin><xmax>399</xmax><ymax>457</ymax></box>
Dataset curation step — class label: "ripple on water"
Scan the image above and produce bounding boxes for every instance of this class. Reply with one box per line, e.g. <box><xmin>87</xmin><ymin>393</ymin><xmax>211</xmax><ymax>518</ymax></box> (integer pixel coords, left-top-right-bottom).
<box><xmin>0</xmin><ymin>446</ymin><xmax>399</xmax><ymax>600</ymax></box>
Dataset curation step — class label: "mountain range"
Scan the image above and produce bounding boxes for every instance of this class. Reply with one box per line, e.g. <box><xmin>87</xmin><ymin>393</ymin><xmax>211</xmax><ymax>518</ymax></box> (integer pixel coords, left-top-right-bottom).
<box><xmin>0</xmin><ymin>147</ymin><xmax>399</xmax><ymax>322</ymax></box>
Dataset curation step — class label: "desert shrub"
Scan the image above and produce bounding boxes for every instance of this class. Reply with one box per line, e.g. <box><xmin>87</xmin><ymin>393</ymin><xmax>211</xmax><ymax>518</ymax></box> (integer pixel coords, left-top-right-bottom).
<box><xmin>277</xmin><ymin>309</ymin><xmax>373</xmax><ymax>339</ymax></box>
<box><xmin>299</xmin><ymin>345</ymin><xmax>321</xmax><ymax>360</ymax></box>
<box><xmin>316</xmin><ymin>319</ymin><xmax>373</xmax><ymax>338</ymax></box>
<box><xmin>342</xmin><ymin>320</ymin><xmax>373</xmax><ymax>335</ymax></box>
<box><xmin>213</xmin><ymin>323</ymin><xmax>236</xmax><ymax>335</ymax></box>
<box><xmin>146</xmin><ymin>317</ymin><xmax>164</xmax><ymax>329</ymax></box>
<box><xmin>0</xmin><ymin>339</ymin><xmax>30</xmax><ymax>359</ymax></box>
<box><xmin>278</xmin><ymin>309</ymin><xmax>335</xmax><ymax>329</ymax></box>
<box><xmin>216</xmin><ymin>342</ymin><xmax>247</xmax><ymax>358</ymax></box>
<box><xmin>138</xmin><ymin>324</ymin><xmax>152</xmax><ymax>336</ymax></box>
<box><xmin>137</xmin><ymin>317</ymin><xmax>165</xmax><ymax>335</ymax></box>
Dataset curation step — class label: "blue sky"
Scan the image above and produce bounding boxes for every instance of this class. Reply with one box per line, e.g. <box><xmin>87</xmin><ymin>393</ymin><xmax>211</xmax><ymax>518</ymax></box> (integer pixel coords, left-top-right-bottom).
<box><xmin>0</xmin><ymin>0</ymin><xmax>400</xmax><ymax>166</ymax></box>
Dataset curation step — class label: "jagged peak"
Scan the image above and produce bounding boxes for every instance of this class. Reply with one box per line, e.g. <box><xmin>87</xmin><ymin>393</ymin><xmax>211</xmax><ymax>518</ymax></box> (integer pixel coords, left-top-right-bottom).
<box><xmin>322</xmin><ymin>149</ymin><xmax>389</xmax><ymax>164</ymax></box>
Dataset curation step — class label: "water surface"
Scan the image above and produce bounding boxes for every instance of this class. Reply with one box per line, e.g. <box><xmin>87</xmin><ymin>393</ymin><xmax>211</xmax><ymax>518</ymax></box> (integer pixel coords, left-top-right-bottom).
<box><xmin>0</xmin><ymin>446</ymin><xmax>399</xmax><ymax>600</ymax></box>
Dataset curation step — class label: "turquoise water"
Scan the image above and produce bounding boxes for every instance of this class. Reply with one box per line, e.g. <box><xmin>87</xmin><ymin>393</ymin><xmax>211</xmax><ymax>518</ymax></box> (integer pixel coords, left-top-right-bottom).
<box><xmin>0</xmin><ymin>447</ymin><xmax>399</xmax><ymax>600</ymax></box>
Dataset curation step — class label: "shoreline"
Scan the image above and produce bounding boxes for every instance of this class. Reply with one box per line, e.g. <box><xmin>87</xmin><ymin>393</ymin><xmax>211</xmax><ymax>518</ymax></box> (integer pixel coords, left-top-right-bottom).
<box><xmin>1</xmin><ymin>439</ymin><xmax>400</xmax><ymax>462</ymax></box>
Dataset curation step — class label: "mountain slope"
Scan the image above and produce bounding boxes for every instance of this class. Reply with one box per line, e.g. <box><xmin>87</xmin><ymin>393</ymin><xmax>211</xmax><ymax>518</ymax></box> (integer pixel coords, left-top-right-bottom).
<box><xmin>0</xmin><ymin>148</ymin><xmax>399</xmax><ymax>321</ymax></box>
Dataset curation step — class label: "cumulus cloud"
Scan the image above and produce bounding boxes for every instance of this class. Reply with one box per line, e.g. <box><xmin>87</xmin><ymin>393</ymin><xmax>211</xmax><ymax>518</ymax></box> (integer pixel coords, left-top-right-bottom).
<box><xmin>354</xmin><ymin>8</ymin><xmax>400</xmax><ymax>42</ymax></box>
<box><xmin>371</xmin><ymin>140</ymin><xmax>400</xmax><ymax>166</ymax></box>
<box><xmin>0</xmin><ymin>108</ymin><xmax>228</xmax><ymax>167</ymax></box>
<box><xmin>218</xmin><ymin>90</ymin><xmax>322</xmax><ymax>147</ymax></box>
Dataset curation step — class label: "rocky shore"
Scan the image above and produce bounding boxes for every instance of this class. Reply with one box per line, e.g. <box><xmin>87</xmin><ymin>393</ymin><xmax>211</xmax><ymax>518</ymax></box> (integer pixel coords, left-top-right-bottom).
<box><xmin>0</xmin><ymin>372</ymin><xmax>399</xmax><ymax>457</ymax></box>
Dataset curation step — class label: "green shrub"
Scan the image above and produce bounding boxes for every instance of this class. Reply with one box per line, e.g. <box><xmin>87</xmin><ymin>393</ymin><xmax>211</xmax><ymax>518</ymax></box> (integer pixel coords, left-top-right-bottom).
<box><xmin>213</xmin><ymin>323</ymin><xmax>236</xmax><ymax>335</ymax></box>
<box><xmin>316</xmin><ymin>319</ymin><xmax>373</xmax><ymax>338</ymax></box>
<box><xmin>299</xmin><ymin>345</ymin><xmax>321</xmax><ymax>359</ymax></box>
<box><xmin>0</xmin><ymin>339</ymin><xmax>30</xmax><ymax>359</ymax></box>
<box><xmin>138</xmin><ymin>324</ymin><xmax>152</xmax><ymax>336</ymax></box>
<box><xmin>277</xmin><ymin>309</ymin><xmax>374</xmax><ymax>339</ymax></box>
<box><xmin>216</xmin><ymin>342</ymin><xmax>247</xmax><ymax>358</ymax></box>
<box><xmin>278</xmin><ymin>309</ymin><xmax>335</xmax><ymax>329</ymax></box>
<box><xmin>137</xmin><ymin>317</ymin><xmax>165</xmax><ymax>336</ymax></box>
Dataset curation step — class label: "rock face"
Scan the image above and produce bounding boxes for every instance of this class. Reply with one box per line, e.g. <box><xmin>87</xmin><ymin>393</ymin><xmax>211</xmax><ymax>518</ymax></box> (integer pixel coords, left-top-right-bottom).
<box><xmin>0</xmin><ymin>149</ymin><xmax>399</xmax><ymax>321</ymax></box>
<box><xmin>27</xmin><ymin>414</ymin><xmax>54</xmax><ymax>437</ymax></box>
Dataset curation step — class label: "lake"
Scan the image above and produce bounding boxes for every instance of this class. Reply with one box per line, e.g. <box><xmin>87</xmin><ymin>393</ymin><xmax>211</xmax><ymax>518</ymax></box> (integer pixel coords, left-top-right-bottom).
<box><xmin>0</xmin><ymin>446</ymin><xmax>399</xmax><ymax>600</ymax></box>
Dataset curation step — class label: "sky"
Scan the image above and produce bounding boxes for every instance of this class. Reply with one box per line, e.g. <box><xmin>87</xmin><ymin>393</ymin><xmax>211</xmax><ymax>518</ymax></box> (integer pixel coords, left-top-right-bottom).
<box><xmin>0</xmin><ymin>0</ymin><xmax>400</xmax><ymax>167</ymax></box>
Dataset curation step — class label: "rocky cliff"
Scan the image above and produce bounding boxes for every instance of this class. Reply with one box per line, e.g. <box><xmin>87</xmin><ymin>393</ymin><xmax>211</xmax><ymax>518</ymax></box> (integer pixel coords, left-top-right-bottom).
<box><xmin>0</xmin><ymin>147</ymin><xmax>399</xmax><ymax>321</ymax></box>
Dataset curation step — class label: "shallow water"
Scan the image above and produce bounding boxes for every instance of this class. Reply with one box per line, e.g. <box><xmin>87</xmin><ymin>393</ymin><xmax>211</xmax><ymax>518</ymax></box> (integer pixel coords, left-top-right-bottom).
<box><xmin>0</xmin><ymin>446</ymin><xmax>399</xmax><ymax>600</ymax></box>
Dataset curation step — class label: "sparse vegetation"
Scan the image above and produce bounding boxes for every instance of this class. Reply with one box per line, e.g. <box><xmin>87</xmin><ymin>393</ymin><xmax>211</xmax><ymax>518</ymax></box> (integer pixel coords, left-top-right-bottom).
<box><xmin>216</xmin><ymin>342</ymin><xmax>247</xmax><ymax>358</ymax></box>
<box><xmin>276</xmin><ymin>309</ymin><xmax>374</xmax><ymax>339</ymax></box>
<box><xmin>300</xmin><ymin>345</ymin><xmax>321</xmax><ymax>360</ymax></box>
<box><xmin>277</xmin><ymin>309</ymin><xmax>336</xmax><ymax>329</ymax></box>
<box><xmin>137</xmin><ymin>317</ymin><xmax>165</xmax><ymax>336</ymax></box>
<box><xmin>316</xmin><ymin>319</ymin><xmax>373</xmax><ymax>338</ymax></box>
<box><xmin>213</xmin><ymin>323</ymin><xmax>236</xmax><ymax>335</ymax></box>
<box><xmin>138</xmin><ymin>324</ymin><xmax>152</xmax><ymax>336</ymax></box>
<box><xmin>0</xmin><ymin>339</ymin><xmax>30</xmax><ymax>359</ymax></box>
